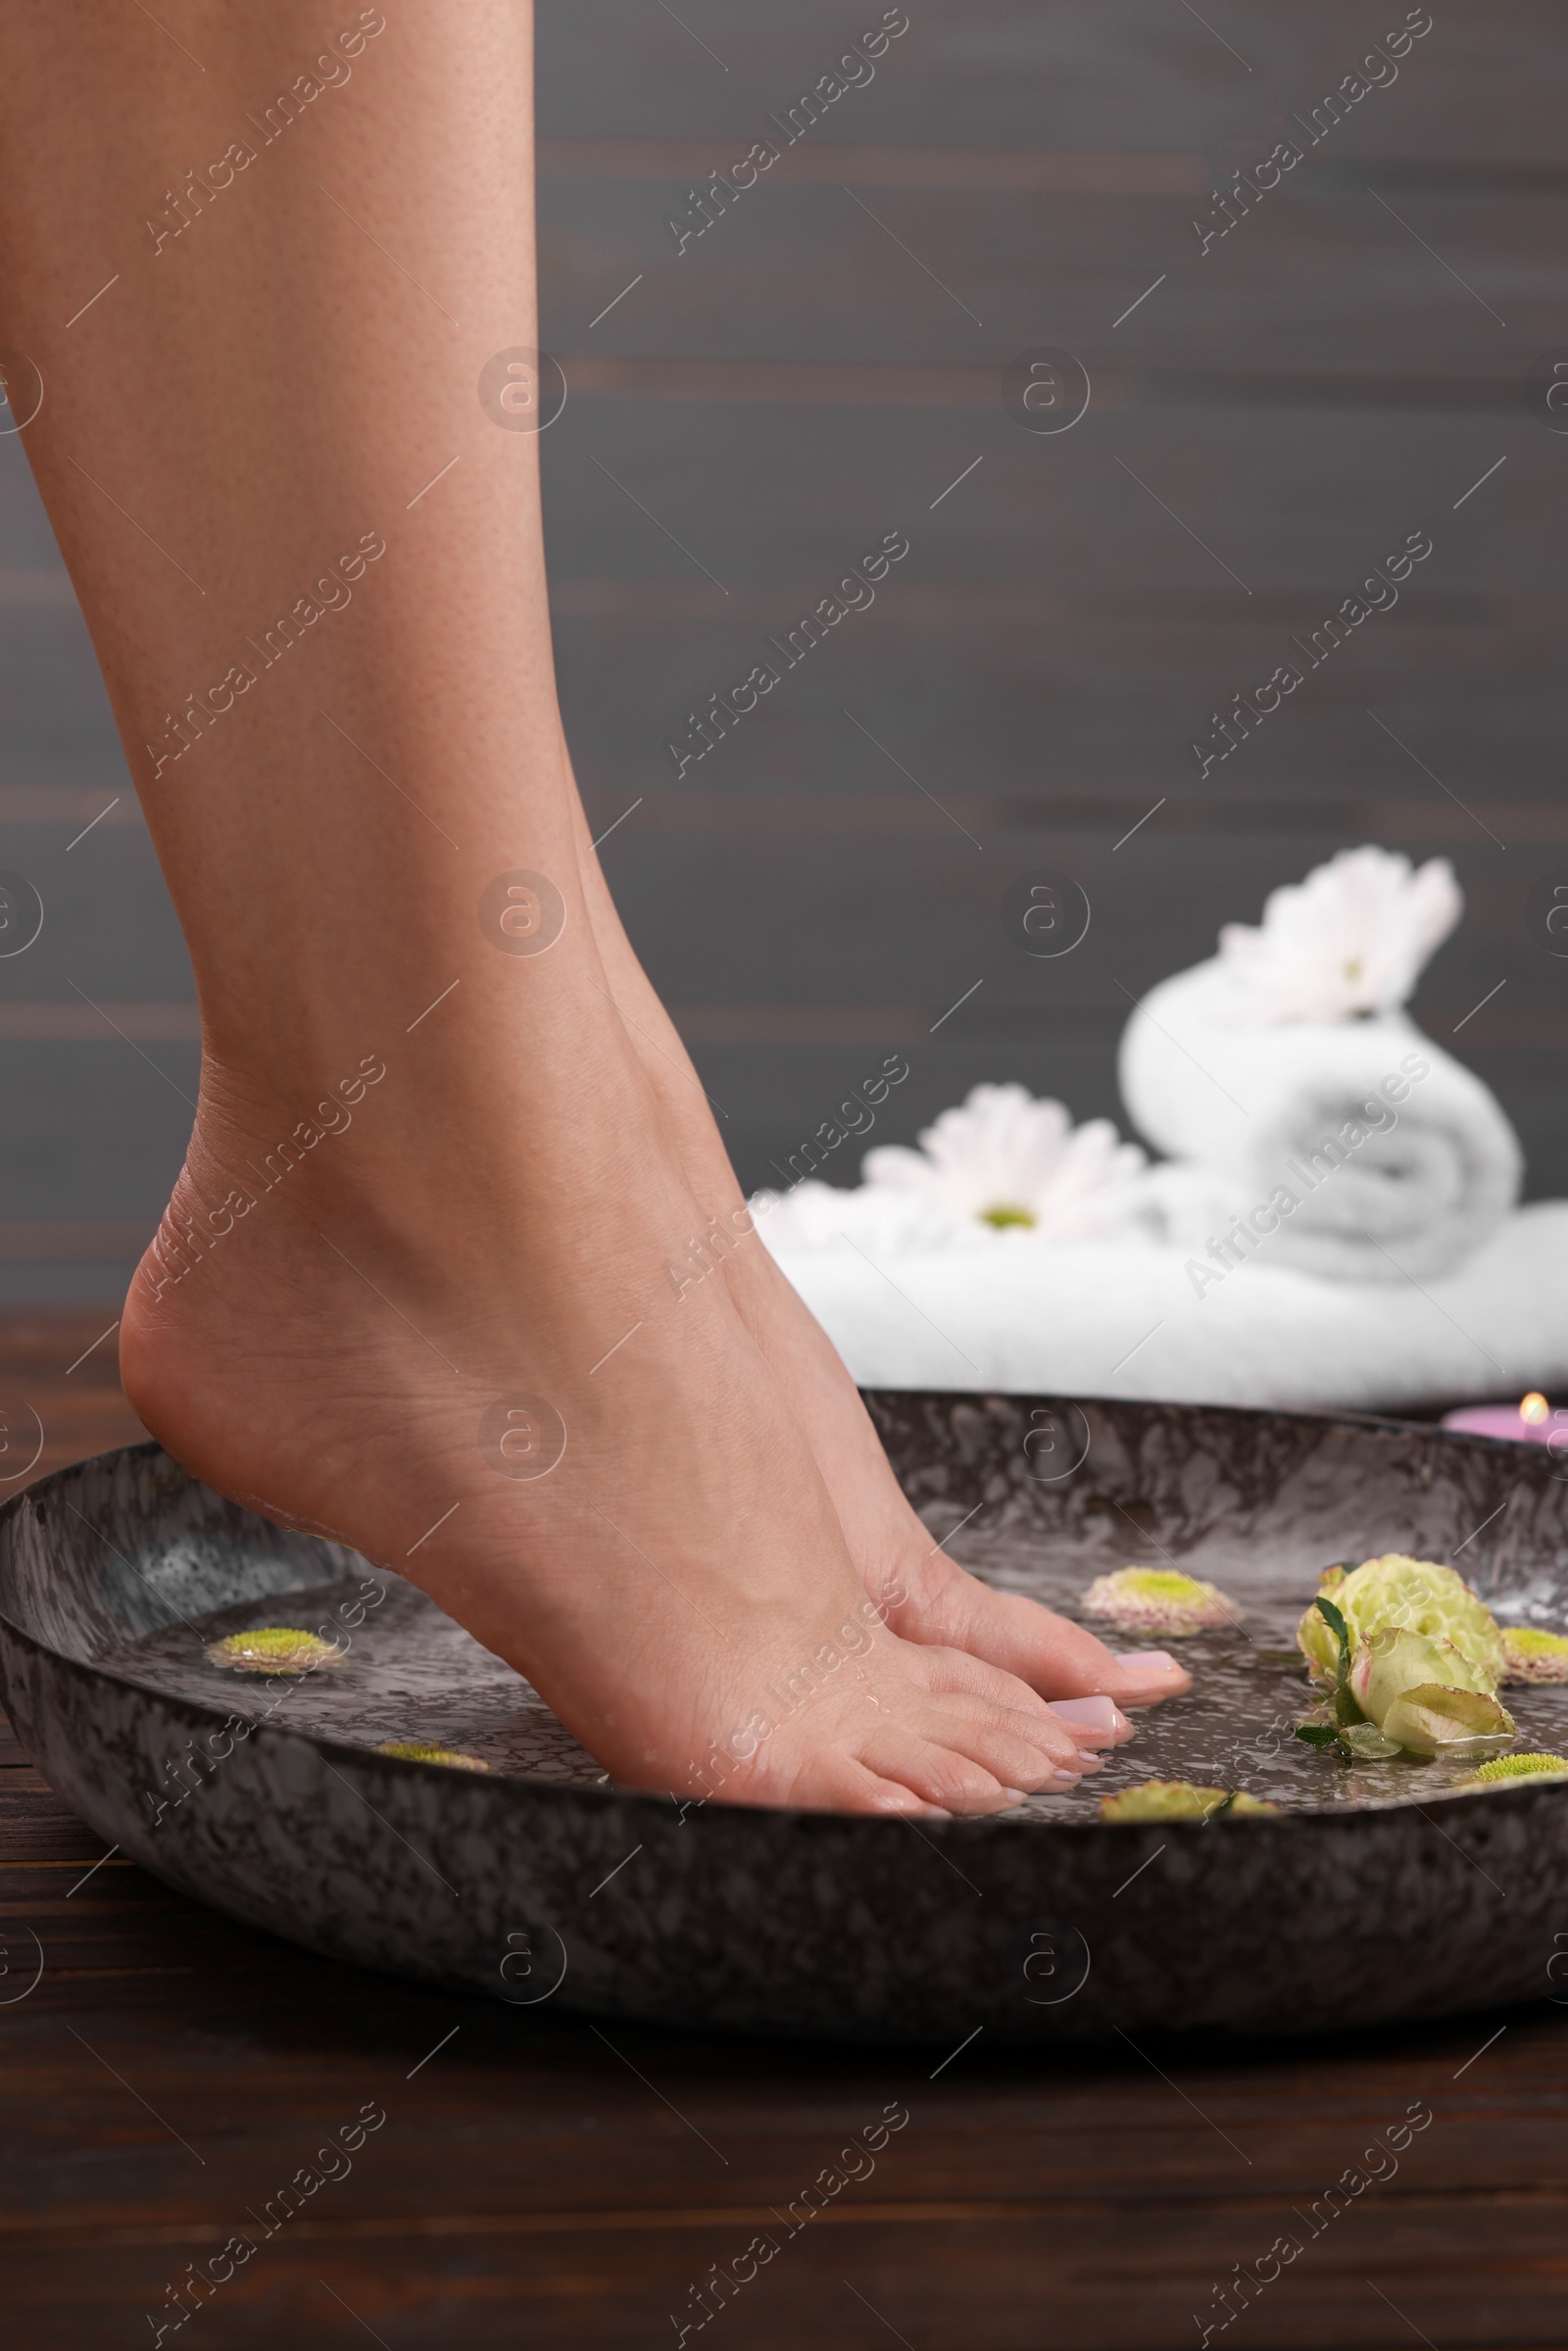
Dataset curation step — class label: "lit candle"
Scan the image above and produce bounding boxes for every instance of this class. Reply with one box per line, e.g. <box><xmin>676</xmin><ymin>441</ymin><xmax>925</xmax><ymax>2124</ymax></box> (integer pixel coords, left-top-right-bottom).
<box><xmin>1443</xmin><ymin>1393</ymin><xmax>1568</xmax><ymax>1449</ymax></box>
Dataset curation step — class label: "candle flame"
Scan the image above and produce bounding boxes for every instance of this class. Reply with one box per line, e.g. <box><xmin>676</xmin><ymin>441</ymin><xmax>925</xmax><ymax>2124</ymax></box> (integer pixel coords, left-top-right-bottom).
<box><xmin>1521</xmin><ymin>1392</ymin><xmax>1550</xmax><ymax>1425</ymax></box>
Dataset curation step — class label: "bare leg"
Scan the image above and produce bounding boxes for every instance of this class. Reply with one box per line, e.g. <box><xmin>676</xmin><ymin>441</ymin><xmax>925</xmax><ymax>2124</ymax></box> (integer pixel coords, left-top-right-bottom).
<box><xmin>0</xmin><ymin>0</ymin><xmax>1109</xmax><ymax>1810</ymax></box>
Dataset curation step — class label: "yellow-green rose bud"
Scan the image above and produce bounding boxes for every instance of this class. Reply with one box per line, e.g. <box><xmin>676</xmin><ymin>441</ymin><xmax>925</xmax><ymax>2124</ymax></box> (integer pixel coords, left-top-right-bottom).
<box><xmin>1298</xmin><ymin>1554</ymin><xmax>1504</xmax><ymax>1685</ymax></box>
<box><xmin>1349</xmin><ymin>1626</ymin><xmax>1495</xmax><ymax>1720</ymax></box>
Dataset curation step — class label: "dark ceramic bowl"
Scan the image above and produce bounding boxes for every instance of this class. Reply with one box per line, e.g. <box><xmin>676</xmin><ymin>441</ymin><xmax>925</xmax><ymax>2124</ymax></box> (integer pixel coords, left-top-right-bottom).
<box><xmin>2</xmin><ymin>1397</ymin><xmax>1566</xmax><ymax>2044</ymax></box>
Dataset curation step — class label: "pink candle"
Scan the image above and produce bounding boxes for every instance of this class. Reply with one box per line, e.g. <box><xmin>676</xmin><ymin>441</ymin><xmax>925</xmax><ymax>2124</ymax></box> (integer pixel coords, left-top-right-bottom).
<box><xmin>1443</xmin><ymin>1394</ymin><xmax>1568</xmax><ymax>1449</ymax></box>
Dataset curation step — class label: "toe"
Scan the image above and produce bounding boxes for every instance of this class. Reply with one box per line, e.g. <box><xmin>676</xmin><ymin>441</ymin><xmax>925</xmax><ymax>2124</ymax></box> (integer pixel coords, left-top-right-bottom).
<box><xmin>1047</xmin><ymin>1693</ymin><xmax>1134</xmax><ymax>1744</ymax></box>
<box><xmin>910</xmin><ymin>1640</ymin><xmax>1054</xmax><ymax>1715</ymax></box>
<box><xmin>1095</xmin><ymin>1647</ymin><xmax>1194</xmax><ymax>1706</ymax></box>
<box><xmin>892</xmin><ymin>1559</ymin><xmax>1194</xmax><ymax>1707</ymax></box>
<box><xmin>916</xmin><ymin>1694</ymin><xmax>1095</xmax><ymax>1789</ymax></box>
<box><xmin>757</xmin><ymin>1748</ymin><xmax>950</xmax><ymax>1817</ymax></box>
<box><xmin>860</xmin><ymin>1729</ymin><xmax>1026</xmax><ymax>1816</ymax></box>
<box><xmin>909</xmin><ymin>1644</ymin><xmax>1123</xmax><ymax>1766</ymax></box>
<box><xmin>827</xmin><ymin>1757</ymin><xmax>956</xmax><ymax>1818</ymax></box>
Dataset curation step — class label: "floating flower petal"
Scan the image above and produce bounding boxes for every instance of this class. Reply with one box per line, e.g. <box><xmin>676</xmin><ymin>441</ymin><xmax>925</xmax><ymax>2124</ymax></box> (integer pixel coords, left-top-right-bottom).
<box><xmin>1336</xmin><ymin>1720</ymin><xmax>1403</xmax><ymax>1760</ymax></box>
<box><xmin>1379</xmin><ymin>1684</ymin><xmax>1515</xmax><ymax>1759</ymax></box>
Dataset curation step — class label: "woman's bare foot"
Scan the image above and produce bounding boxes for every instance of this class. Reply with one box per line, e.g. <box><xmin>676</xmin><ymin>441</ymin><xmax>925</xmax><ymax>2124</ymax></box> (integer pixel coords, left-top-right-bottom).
<box><xmin>719</xmin><ymin>1235</ymin><xmax>1192</xmax><ymax>1716</ymax></box>
<box><xmin>122</xmin><ymin>991</ymin><xmax>1102</xmax><ymax>1816</ymax></box>
<box><xmin>567</xmin><ymin>793</ymin><xmax>1191</xmax><ymax>1719</ymax></box>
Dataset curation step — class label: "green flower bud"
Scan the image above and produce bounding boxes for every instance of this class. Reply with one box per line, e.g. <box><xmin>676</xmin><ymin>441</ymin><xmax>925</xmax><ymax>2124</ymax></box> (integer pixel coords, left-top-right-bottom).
<box><xmin>205</xmin><ymin>1627</ymin><xmax>345</xmax><ymax>1676</ymax></box>
<box><xmin>1100</xmin><ymin>1779</ymin><xmax>1276</xmax><ymax>1822</ymax></box>
<box><xmin>1500</xmin><ymin>1629</ymin><xmax>1568</xmax><ymax>1685</ymax></box>
<box><xmin>1081</xmin><ymin>1567</ymin><xmax>1241</xmax><ymax>1638</ymax></box>
<box><xmin>374</xmin><ymin>1741</ymin><xmax>489</xmax><ymax>1772</ymax></box>
<box><xmin>1297</xmin><ymin>1554</ymin><xmax>1504</xmax><ymax>1685</ymax></box>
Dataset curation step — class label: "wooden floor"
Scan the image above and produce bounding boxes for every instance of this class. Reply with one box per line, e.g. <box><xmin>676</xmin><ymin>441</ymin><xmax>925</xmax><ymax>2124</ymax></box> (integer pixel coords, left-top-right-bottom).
<box><xmin>0</xmin><ymin>1313</ymin><xmax>1562</xmax><ymax>2347</ymax></box>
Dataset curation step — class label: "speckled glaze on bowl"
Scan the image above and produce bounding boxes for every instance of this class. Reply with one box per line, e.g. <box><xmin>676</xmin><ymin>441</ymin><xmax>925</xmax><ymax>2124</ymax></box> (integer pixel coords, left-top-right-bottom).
<box><xmin>1</xmin><ymin>1400</ymin><xmax>1566</xmax><ymax>2044</ymax></box>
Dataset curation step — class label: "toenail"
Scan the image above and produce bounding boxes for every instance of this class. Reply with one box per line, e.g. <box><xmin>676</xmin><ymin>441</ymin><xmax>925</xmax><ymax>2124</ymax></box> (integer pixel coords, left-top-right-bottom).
<box><xmin>1050</xmin><ymin>1694</ymin><xmax>1122</xmax><ymax>1731</ymax></box>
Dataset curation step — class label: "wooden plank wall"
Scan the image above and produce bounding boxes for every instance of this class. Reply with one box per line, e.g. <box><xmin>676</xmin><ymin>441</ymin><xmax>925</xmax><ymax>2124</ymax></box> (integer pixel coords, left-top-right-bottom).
<box><xmin>538</xmin><ymin>0</ymin><xmax>1568</xmax><ymax>1197</ymax></box>
<box><xmin>0</xmin><ymin>0</ymin><xmax>1562</xmax><ymax>1284</ymax></box>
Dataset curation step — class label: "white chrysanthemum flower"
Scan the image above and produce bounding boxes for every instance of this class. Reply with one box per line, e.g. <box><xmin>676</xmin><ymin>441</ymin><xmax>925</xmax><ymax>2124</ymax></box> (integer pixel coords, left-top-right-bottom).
<box><xmin>858</xmin><ymin>1084</ymin><xmax>1148</xmax><ymax>1239</ymax></box>
<box><xmin>1216</xmin><ymin>846</ymin><xmax>1461</xmax><ymax>1022</ymax></box>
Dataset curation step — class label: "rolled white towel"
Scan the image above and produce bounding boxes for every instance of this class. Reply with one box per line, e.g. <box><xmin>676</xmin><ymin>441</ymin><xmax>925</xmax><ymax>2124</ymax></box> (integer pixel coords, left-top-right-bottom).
<box><xmin>1118</xmin><ymin>957</ymin><xmax>1521</xmax><ymax>1282</ymax></box>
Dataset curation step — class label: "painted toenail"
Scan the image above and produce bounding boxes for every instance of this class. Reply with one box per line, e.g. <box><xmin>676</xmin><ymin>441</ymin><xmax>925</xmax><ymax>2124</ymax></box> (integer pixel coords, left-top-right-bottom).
<box><xmin>1049</xmin><ymin>1695</ymin><xmax>1121</xmax><ymax>1730</ymax></box>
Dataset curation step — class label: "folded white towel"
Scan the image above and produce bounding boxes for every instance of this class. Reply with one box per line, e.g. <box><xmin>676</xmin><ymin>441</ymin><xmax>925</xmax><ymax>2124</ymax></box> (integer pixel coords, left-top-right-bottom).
<box><xmin>766</xmin><ymin>1202</ymin><xmax>1568</xmax><ymax>1415</ymax></box>
<box><xmin>1117</xmin><ymin>957</ymin><xmax>1521</xmax><ymax>1282</ymax></box>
